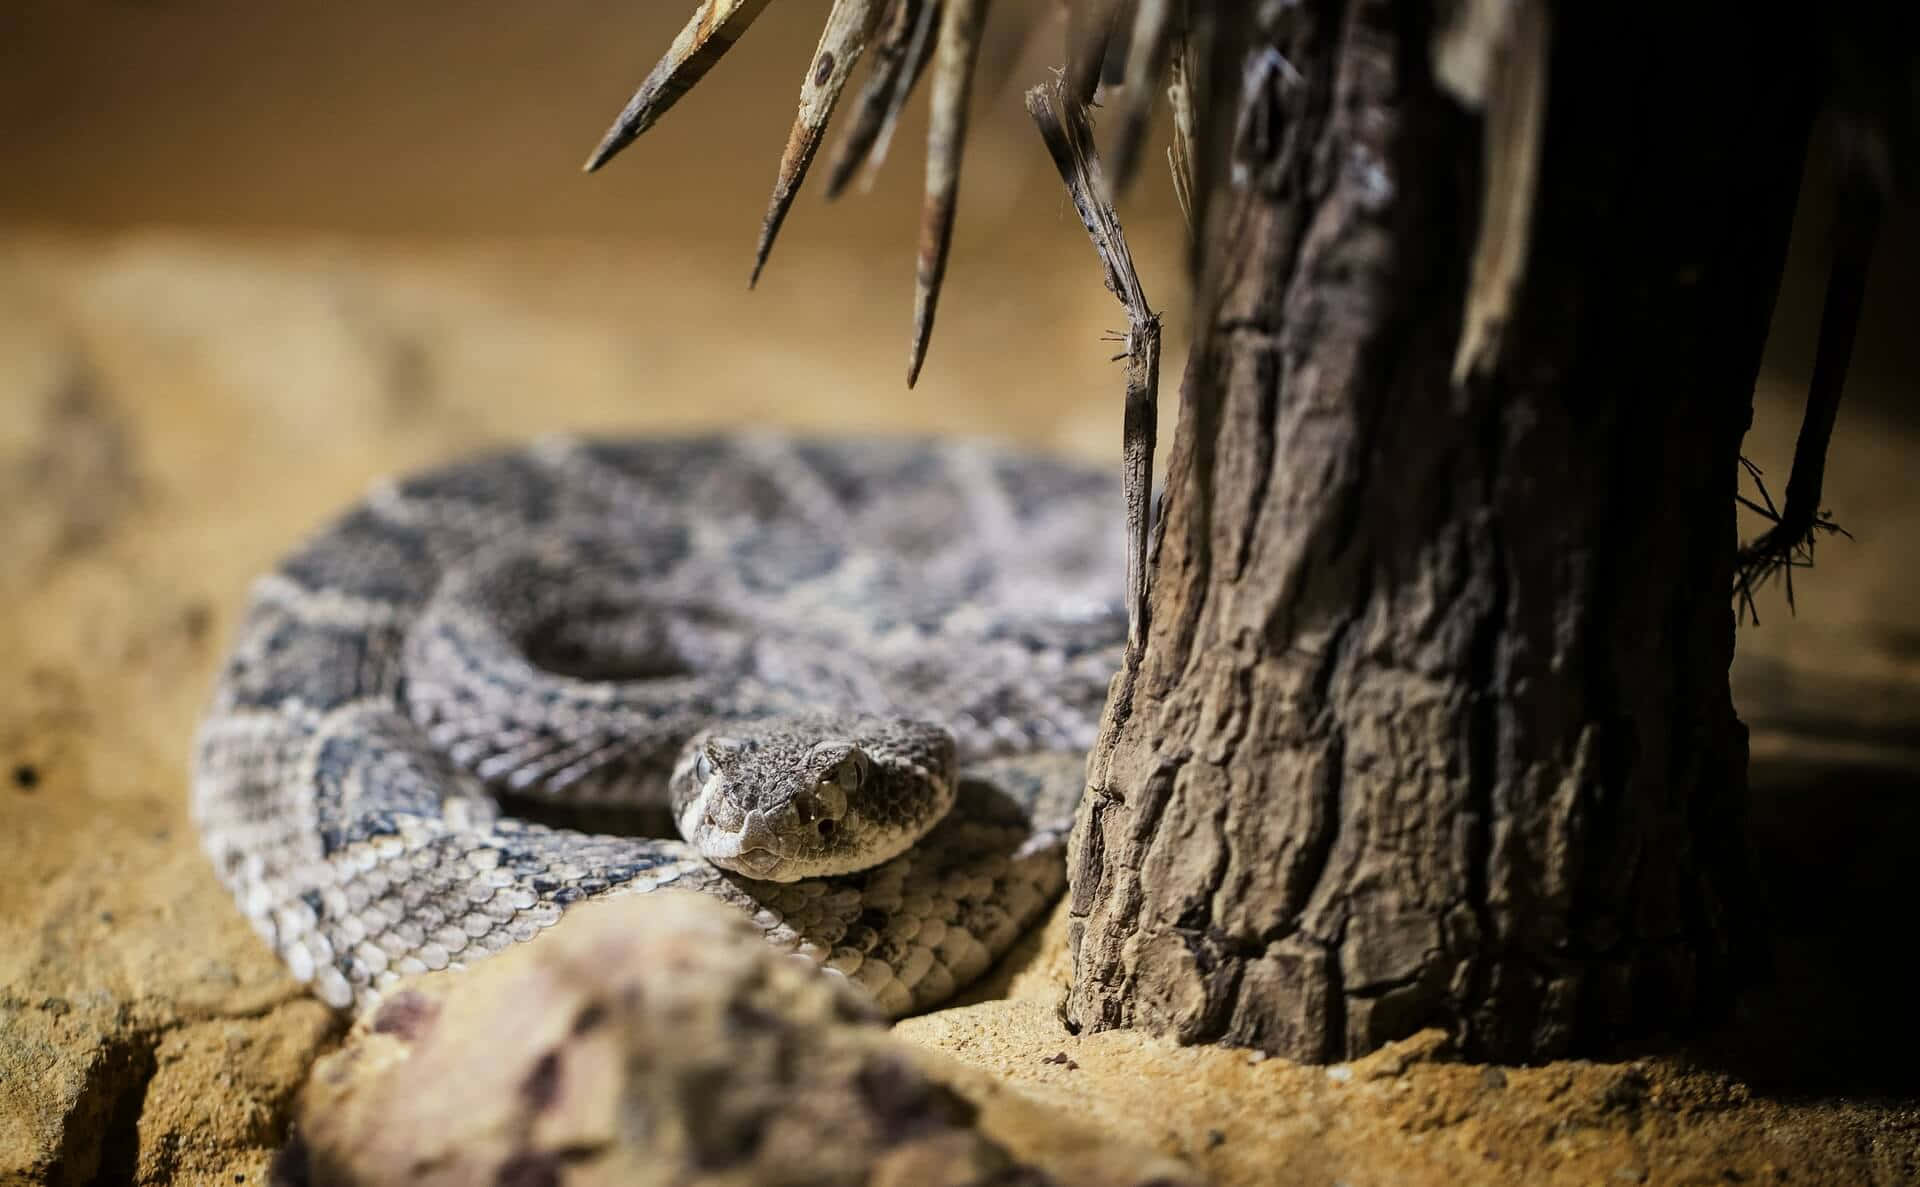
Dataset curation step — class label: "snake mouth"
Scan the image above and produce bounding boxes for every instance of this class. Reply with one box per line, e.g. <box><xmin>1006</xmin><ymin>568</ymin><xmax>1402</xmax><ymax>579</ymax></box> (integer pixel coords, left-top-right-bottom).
<box><xmin>729</xmin><ymin>847</ymin><xmax>784</xmax><ymax>879</ymax></box>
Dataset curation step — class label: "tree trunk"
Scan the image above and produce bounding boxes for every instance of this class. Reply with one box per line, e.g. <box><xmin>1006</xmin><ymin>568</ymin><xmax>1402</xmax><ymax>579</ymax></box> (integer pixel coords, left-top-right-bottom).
<box><xmin>1064</xmin><ymin>1</ymin><xmax>1816</xmax><ymax>1062</ymax></box>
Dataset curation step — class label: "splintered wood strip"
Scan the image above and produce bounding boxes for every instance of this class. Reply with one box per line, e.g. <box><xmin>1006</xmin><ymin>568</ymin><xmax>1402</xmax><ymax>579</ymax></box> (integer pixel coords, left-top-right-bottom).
<box><xmin>1026</xmin><ymin>78</ymin><xmax>1159</xmax><ymax>658</ymax></box>
<box><xmin>825</xmin><ymin>0</ymin><xmax>940</xmax><ymax>199</ymax></box>
<box><xmin>750</xmin><ymin>0</ymin><xmax>887</xmax><ymax>286</ymax></box>
<box><xmin>1734</xmin><ymin>176</ymin><xmax>1873</xmax><ymax>612</ymax></box>
<box><xmin>1447</xmin><ymin>0</ymin><xmax>1549</xmax><ymax>387</ymax></box>
<box><xmin>1165</xmin><ymin>28</ymin><xmax>1196</xmax><ymax>231</ymax></box>
<box><xmin>861</xmin><ymin>0</ymin><xmax>941</xmax><ymax>183</ymax></box>
<box><xmin>1065</xmin><ymin>0</ymin><xmax>1125</xmax><ymax>106</ymax></box>
<box><xmin>906</xmin><ymin>0</ymin><xmax>991</xmax><ymax>387</ymax></box>
<box><xmin>1106</xmin><ymin>0</ymin><xmax>1177</xmax><ymax>196</ymax></box>
<box><xmin>1170</xmin><ymin>0</ymin><xmax>1232</xmax><ymax>271</ymax></box>
<box><xmin>584</xmin><ymin>0</ymin><xmax>777</xmax><ymax>173</ymax></box>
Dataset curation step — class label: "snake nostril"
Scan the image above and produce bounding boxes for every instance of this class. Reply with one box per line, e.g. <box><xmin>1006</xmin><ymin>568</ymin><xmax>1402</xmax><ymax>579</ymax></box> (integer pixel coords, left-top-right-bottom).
<box><xmin>816</xmin><ymin>818</ymin><xmax>836</xmax><ymax>840</ymax></box>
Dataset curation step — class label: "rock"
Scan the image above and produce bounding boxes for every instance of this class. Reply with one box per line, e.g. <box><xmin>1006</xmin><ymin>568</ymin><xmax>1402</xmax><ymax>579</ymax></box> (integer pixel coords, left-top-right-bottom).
<box><xmin>282</xmin><ymin>892</ymin><xmax>1195</xmax><ymax>1187</ymax></box>
<box><xmin>0</xmin><ymin>994</ymin><xmax>333</xmax><ymax>1186</ymax></box>
<box><xmin>137</xmin><ymin>1003</ymin><xmax>339</xmax><ymax>1185</ymax></box>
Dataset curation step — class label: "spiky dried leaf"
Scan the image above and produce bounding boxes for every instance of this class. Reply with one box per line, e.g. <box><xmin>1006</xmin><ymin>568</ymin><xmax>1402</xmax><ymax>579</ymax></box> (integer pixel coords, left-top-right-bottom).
<box><xmin>1106</xmin><ymin>0</ymin><xmax>1178</xmax><ymax>195</ymax></box>
<box><xmin>907</xmin><ymin>0</ymin><xmax>991</xmax><ymax>387</ymax></box>
<box><xmin>584</xmin><ymin>0</ymin><xmax>776</xmax><ymax>173</ymax></box>
<box><xmin>752</xmin><ymin>0</ymin><xmax>888</xmax><ymax>285</ymax></box>
<box><xmin>825</xmin><ymin>0</ymin><xmax>942</xmax><ymax>198</ymax></box>
<box><xmin>1064</xmin><ymin>0</ymin><xmax>1125</xmax><ymax>106</ymax></box>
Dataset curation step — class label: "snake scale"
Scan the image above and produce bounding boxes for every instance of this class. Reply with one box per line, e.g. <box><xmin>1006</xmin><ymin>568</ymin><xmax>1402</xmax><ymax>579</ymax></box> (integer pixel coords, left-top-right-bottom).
<box><xmin>192</xmin><ymin>433</ymin><xmax>1127</xmax><ymax>1017</ymax></box>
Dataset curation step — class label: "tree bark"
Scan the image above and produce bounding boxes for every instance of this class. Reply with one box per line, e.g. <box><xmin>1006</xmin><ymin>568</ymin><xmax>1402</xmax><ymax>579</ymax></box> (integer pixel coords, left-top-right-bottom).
<box><xmin>1064</xmin><ymin>1</ymin><xmax>1816</xmax><ymax>1062</ymax></box>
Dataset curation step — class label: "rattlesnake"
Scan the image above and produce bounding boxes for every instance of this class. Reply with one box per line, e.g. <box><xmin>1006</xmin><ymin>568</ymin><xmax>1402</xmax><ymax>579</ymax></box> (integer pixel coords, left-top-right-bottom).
<box><xmin>192</xmin><ymin>433</ymin><xmax>1126</xmax><ymax>1017</ymax></box>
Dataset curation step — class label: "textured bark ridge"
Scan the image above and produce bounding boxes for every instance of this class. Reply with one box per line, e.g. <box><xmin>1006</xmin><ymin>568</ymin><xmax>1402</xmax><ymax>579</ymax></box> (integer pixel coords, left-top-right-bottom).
<box><xmin>1064</xmin><ymin>1</ymin><xmax>1814</xmax><ymax>1062</ymax></box>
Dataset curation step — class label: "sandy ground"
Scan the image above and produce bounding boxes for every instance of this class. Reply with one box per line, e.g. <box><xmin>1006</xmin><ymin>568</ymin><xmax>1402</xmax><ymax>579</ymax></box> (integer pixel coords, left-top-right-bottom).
<box><xmin>3</xmin><ymin>3</ymin><xmax>1919</xmax><ymax>1183</ymax></box>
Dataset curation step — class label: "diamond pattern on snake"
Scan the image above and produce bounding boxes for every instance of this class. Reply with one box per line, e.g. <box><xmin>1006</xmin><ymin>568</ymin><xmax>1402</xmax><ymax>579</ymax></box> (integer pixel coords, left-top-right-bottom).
<box><xmin>192</xmin><ymin>433</ymin><xmax>1126</xmax><ymax>1017</ymax></box>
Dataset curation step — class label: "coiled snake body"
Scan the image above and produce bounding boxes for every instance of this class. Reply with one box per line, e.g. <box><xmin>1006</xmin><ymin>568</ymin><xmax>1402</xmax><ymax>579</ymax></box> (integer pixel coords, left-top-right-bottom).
<box><xmin>192</xmin><ymin>434</ymin><xmax>1125</xmax><ymax>1016</ymax></box>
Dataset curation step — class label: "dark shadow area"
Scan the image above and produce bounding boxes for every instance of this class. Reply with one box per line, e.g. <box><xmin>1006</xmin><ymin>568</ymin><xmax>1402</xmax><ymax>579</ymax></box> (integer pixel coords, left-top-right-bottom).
<box><xmin>1686</xmin><ymin>744</ymin><xmax>1920</xmax><ymax>1099</ymax></box>
<box><xmin>504</xmin><ymin>796</ymin><xmax>680</xmax><ymax>842</ymax></box>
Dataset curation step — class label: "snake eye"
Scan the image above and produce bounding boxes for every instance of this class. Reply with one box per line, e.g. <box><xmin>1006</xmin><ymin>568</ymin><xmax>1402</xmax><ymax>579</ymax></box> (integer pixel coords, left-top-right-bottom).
<box><xmin>831</xmin><ymin>753</ymin><xmax>866</xmax><ymax>794</ymax></box>
<box><xmin>693</xmin><ymin>753</ymin><xmax>714</xmax><ymax>783</ymax></box>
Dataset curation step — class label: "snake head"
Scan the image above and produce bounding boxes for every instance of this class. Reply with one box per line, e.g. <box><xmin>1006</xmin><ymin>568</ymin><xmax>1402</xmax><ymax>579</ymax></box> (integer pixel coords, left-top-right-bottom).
<box><xmin>670</xmin><ymin>714</ymin><xmax>955</xmax><ymax>881</ymax></box>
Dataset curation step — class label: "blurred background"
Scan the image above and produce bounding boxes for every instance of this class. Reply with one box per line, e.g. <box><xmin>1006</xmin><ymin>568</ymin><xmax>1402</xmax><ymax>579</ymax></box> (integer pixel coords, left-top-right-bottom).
<box><xmin>0</xmin><ymin>1</ymin><xmax>1195</xmax><ymax>447</ymax></box>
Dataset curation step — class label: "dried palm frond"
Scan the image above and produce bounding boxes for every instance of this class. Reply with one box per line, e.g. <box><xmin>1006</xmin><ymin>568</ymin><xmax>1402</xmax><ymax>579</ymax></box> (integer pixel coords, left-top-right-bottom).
<box><xmin>584</xmin><ymin>0</ymin><xmax>1191</xmax><ymax>386</ymax></box>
